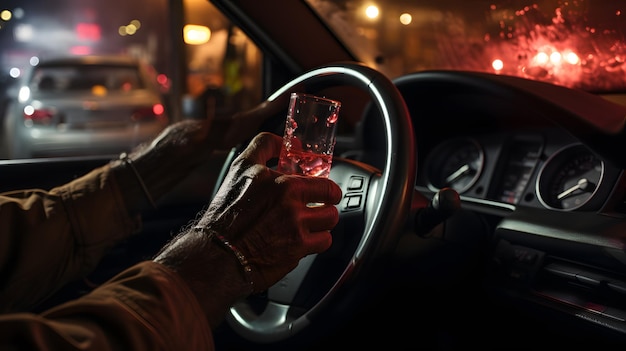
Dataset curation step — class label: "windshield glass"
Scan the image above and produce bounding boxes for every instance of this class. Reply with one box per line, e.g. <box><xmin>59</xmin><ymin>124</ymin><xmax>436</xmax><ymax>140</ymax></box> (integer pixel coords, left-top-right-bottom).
<box><xmin>307</xmin><ymin>0</ymin><xmax>626</xmax><ymax>93</ymax></box>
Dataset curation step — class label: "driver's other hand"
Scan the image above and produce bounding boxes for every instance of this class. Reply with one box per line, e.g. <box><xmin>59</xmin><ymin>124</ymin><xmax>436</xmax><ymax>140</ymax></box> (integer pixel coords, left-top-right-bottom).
<box><xmin>211</xmin><ymin>90</ymin><xmax>293</xmax><ymax>150</ymax></box>
<box><xmin>203</xmin><ymin>132</ymin><xmax>342</xmax><ymax>291</ymax></box>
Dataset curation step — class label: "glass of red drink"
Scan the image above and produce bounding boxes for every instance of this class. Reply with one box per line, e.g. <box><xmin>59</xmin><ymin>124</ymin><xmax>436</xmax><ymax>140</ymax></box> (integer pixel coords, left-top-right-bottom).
<box><xmin>277</xmin><ymin>92</ymin><xmax>341</xmax><ymax>178</ymax></box>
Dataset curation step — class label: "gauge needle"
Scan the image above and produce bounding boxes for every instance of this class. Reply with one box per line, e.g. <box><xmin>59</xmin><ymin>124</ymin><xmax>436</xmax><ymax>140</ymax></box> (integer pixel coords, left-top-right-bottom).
<box><xmin>557</xmin><ymin>178</ymin><xmax>589</xmax><ymax>200</ymax></box>
<box><xmin>445</xmin><ymin>164</ymin><xmax>470</xmax><ymax>184</ymax></box>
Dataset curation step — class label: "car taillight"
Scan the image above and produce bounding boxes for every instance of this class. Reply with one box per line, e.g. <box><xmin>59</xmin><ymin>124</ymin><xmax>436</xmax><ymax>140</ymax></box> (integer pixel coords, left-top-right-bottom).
<box><xmin>23</xmin><ymin>105</ymin><xmax>55</xmax><ymax>125</ymax></box>
<box><xmin>131</xmin><ymin>103</ymin><xmax>166</xmax><ymax>122</ymax></box>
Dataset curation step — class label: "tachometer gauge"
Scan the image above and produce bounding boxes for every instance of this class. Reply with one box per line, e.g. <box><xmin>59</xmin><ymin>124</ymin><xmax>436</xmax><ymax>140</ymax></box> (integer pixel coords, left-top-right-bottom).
<box><xmin>536</xmin><ymin>144</ymin><xmax>604</xmax><ymax>211</ymax></box>
<box><xmin>425</xmin><ymin>138</ymin><xmax>484</xmax><ymax>193</ymax></box>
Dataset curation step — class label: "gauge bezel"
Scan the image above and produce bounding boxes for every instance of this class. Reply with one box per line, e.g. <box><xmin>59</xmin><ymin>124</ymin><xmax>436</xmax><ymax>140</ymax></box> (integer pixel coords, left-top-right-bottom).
<box><xmin>424</xmin><ymin>137</ymin><xmax>485</xmax><ymax>194</ymax></box>
<box><xmin>536</xmin><ymin>143</ymin><xmax>605</xmax><ymax>211</ymax></box>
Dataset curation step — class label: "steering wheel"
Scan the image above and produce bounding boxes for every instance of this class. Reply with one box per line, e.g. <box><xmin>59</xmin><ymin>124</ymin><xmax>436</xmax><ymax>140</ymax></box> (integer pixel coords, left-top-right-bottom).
<box><xmin>219</xmin><ymin>62</ymin><xmax>416</xmax><ymax>348</ymax></box>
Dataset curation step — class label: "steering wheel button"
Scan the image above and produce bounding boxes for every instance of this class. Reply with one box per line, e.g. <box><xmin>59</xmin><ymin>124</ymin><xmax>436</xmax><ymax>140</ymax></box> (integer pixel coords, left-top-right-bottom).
<box><xmin>348</xmin><ymin>176</ymin><xmax>364</xmax><ymax>190</ymax></box>
<box><xmin>346</xmin><ymin>195</ymin><xmax>362</xmax><ymax>208</ymax></box>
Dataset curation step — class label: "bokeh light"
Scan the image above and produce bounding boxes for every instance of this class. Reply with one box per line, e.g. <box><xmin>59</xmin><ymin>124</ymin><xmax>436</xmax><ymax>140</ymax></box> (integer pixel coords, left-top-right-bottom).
<box><xmin>365</xmin><ymin>5</ymin><xmax>379</xmax><ymax>19</ymax></box>
<box><xmin>0</xmin><ymin>10</ymin><xmax>12</xmax><ymax>21</ymax></box>
<box><xmin>399</xmin><ymin>13</ymin><xmax>412</xmax><ymax>25</ymax></box>
<box><xmin>492</xmin><ymin>59</ymin><xmax>504</xmax><ymax>71</ymax></box>
<box><xmin>184</xmin><ymin>24</ymin><xmax>211</xmax><ymax>45</ymax></box>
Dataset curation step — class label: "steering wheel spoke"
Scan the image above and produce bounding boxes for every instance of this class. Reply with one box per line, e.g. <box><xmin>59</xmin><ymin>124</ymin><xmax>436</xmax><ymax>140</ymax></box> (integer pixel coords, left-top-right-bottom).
<box><xmin>268</xmin><ymin>254</ymin><xmax>317</xmax><ymax>304</ymax></box>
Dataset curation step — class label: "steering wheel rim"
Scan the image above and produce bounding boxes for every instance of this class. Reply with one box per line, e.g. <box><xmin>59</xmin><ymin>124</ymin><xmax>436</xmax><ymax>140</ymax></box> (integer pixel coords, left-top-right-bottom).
<box><xmin>222</xmin><ymin>62</ymin><xmax>416</xmax><ymax>347</ymax></box>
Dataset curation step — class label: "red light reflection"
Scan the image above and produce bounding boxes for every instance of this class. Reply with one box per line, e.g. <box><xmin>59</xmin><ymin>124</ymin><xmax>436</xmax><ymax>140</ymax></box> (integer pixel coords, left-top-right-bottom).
<box><xmin>153</xmin><ymin>104</ymin><xmax>165</xmax><ymax>116</ymax></box>
<box><xmin>76</xmin><ymin>23</ymin><xmax>101</xmax><ymax>41</ymax></box>
<box><xmin>435</xmin><ymin>1</ymin><xmax>626</xmax><ymax>92</ymax></box>
<box><xmin>70</xmin><ymin>46</ymin><xmax>92</xmax><ymax>55</ymax></box>
<box><xmin>487</xmin><ymin>2</ymin><xmax>626</xmax><ymax>91</ymax></box>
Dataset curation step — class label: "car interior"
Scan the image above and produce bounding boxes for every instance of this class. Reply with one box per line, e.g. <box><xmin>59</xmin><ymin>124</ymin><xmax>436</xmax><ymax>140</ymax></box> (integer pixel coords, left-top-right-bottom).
<box><xmin>2</xmin><ymin>0</ymin><xmax>626</xmax><ymax>349</ymax></box>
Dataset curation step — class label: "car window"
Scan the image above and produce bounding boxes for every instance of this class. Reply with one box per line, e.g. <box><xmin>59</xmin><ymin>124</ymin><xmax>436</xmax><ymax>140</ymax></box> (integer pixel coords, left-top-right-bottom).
<box><xmin>0</xmin><ymin>0</ymin><xmax>262</xmax><ymax>160</ymax></box>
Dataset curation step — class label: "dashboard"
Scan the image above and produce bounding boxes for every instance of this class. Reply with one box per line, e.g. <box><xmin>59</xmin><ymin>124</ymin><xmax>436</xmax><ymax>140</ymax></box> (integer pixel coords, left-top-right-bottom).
<box><xmin>380</xmin><ymin>70</ymin><xmax>626</xmax><ymax>219</ymax></box>
<box><xmin>353</xmin><ymin>70</ymin><xmax>626</xmax><ymax>346</ymax></box>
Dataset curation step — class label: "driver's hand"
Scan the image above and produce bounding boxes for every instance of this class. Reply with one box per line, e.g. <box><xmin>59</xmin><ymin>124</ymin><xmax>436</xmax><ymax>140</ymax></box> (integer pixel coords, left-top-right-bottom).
<box><xmin>209</xmin><ymin>90</ymin><xmax>293</xmax><ymax>150</ymax></box>
<box><xmin>147</xmin><ymin>89</ymin><xmax>291</xmax><ymax>156</ymax></box>
<box><xmin>117</xmin><ymin>90</ymin><xmax>294</xmax><ymax>211</ymax></box>
<box><xmin>153</xmin><ymin>132</ymin><xmax>342</xmax><ymax>324</ymax></box>
<box><xmin>202</xmin><ymin>132</ymin><xmax>342</xmax><ymax>290</ymax></box>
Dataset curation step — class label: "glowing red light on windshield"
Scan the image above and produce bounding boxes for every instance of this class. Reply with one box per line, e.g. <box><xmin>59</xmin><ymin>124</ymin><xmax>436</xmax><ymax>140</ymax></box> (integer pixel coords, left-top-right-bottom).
<box><xmin>153</xmin><ymin>103</ymin><xmax>164</xmax><ymax>116</ymax></box>
<box><xmin>70</xmin><ymin>46</ymin><xmax>92</xmax><ymax>55</ymax></box>
<box><xmin>480</xmin><ymin>3</ymin><xmax>626</xmax><ymax>90</ymax></box>
<box><xmin>76</xmin><ymin>23</ymin><xmax>101</xmax><ymax>41</ymax></box>
<box><xmin>157</xmin><ymin>74</ymin><xmax>168</xmax><ymax>85</ymax></box>
<box><xmin>492</xmin><ymin>59</ymin><xmax>504</xmax><ymax>71</ymax></box>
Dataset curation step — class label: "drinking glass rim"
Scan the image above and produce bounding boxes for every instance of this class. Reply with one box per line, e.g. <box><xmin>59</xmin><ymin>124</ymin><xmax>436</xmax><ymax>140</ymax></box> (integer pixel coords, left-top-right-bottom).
<box><xmin>291</xmin><ymin>92</ymin><xmax>341</xmax><ymax>107</ymax></box>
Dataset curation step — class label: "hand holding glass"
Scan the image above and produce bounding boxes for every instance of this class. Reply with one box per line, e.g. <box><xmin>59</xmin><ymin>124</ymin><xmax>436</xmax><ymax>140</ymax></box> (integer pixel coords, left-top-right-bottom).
<box><xmin>277</xmin><ymin>93</ymin><xmax>341</xmax><ymax>178</ymax></box>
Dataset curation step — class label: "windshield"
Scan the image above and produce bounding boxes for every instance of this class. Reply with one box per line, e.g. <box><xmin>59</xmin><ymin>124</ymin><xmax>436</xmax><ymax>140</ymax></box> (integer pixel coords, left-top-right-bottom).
<box><xmin>307</xmin><ymin>0</ymin><xmax>626</xmax><ymax>93</ymax></box>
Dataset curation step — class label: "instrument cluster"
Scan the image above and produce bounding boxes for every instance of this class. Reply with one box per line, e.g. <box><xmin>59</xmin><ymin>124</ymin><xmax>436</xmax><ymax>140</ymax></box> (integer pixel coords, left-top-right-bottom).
<box><xmin>418</xmin><ymin>129</ymin><xmax>623</xmax><ymax>212</ymax></box>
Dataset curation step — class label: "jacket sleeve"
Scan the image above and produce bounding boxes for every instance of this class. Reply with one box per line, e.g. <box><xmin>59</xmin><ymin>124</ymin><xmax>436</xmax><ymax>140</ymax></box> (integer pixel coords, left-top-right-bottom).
<box><xmin>0</xmin><ymin>261</ymin><xmax>214</xmax><ymax>351</ymax></box>
<box><xmin>0</xmin><ymin>164</ymin><xmax>142</xmax><ymax>313</ymax></box>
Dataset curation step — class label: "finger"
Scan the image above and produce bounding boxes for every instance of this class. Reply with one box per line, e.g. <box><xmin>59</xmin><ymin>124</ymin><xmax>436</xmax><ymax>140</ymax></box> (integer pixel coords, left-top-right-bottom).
<box><xmin>293</xmin><ymin>177</ymin><xmax>343</xmax><ymax>205</ymax></box>
<box><xmin>301</xmin><ymin>204</ymin><xmax>340</xmax><ymax>232</ymax></box>
<box><xmin>303</xmin><ymin>230</ymin><xmax>333</xmax><ymax>254</ymax></box>
<box><xmin>238</xmin><ymin>132</ymin><xmax>283</xmax><ymax>164</ymax></box>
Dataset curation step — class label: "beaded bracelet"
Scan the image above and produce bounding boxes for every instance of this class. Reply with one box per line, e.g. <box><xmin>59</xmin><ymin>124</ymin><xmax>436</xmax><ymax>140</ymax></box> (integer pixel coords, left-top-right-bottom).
<box><xmin>194</xmin><ymin>226</ymin><xmax>255</xmax><ymax>294</ymax></box>
<box><xmin>119</xmin><ymin>152</ymin><xmax>158</xmax><ymax>210</ymax></box>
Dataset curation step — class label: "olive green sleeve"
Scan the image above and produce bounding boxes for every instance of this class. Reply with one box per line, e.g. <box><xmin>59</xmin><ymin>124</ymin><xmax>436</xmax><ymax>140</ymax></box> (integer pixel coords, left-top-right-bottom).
<box><xmin>0</xmin><ymin>261</ymin><xmax>214</xmax><ymax>351</ymax></box>
<box><xmin>0</xmin><ymin>164</ymin><xmax>141</xmax><ymax>312</ymax></box>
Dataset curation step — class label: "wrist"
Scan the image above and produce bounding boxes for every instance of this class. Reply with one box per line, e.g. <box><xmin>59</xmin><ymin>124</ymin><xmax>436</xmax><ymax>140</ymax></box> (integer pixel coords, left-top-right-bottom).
<box><xmin>153</xmin><ymin>228</ymin><xmax>255</xmax><ymax>326</ymax></box>
<box><xmin>193</xmin><ymin>226</ymin><xmax>256</xmax><ymax>295</ymax></box>
<box><xmin>109</xmin><ymin>120</ymin><xmax>216</xmax><ymax>213</ymax></box>
<box><xmin>109</xmin><ymin>154</ymin><xmax>155</xmax><ymax>214</ymax></box>
<box><xmin>119</xmin><ymin>152</ymin><xmax>158</xmax><ymax>209</ymax></box>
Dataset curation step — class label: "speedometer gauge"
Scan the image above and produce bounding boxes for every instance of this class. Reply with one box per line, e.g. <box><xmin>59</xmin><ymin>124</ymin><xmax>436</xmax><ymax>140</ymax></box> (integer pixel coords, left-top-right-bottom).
<box><xmin>536</xmin><ymin>144</ymin><xmax>604</xmax><ymax>211</ymax></box>
<box><xmin>425</xmin><ymin>138</ymin><xmax>484</xmax><ymax>194</ymax></box>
